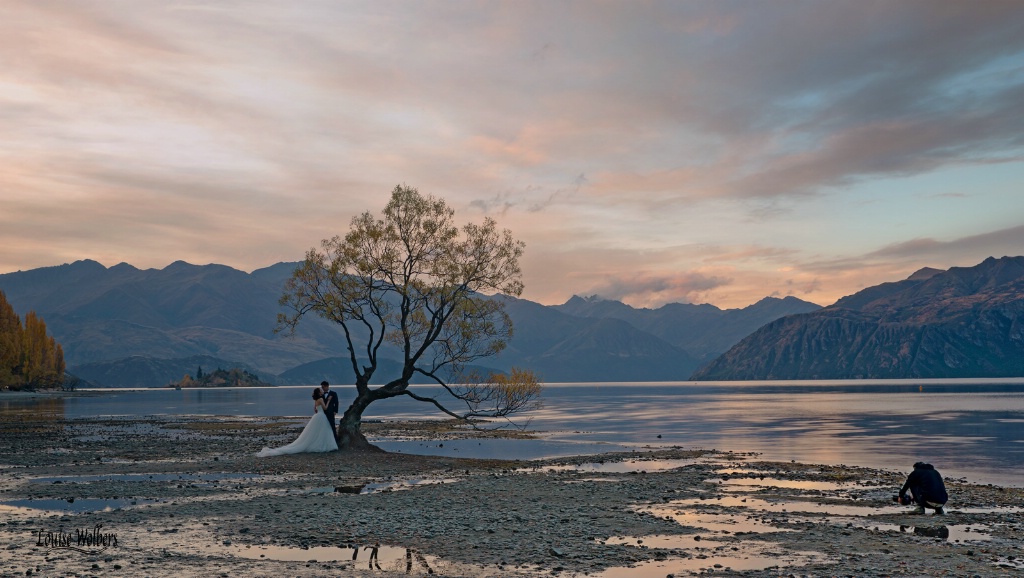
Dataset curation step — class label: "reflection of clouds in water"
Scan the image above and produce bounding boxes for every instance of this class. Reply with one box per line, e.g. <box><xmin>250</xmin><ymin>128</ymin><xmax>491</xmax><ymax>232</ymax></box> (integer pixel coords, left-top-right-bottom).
<box><xmin>5</xmin><ymin>383</ymin><xmax>1023</xmax><ymax>485</ymax></box>
<box><xmin>512</xmin><ymin>396</ymin><xmax>1020</xmax><ymax>484</ymax></box>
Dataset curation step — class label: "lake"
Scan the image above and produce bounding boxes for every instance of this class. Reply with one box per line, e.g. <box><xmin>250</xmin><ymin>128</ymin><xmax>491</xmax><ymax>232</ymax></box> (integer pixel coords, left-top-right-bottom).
<box><xmin>3</xmin><ymin>379</ymin><xmax>1023</xmax><ymax>487</ymax></box>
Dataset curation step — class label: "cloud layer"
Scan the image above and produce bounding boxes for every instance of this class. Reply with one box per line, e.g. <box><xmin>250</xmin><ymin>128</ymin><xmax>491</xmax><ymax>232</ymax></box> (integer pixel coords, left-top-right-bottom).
<box><xmin>2</xmin><ymin>1</ymin><xmax>1023</xmax><ymax>308</ymax></box>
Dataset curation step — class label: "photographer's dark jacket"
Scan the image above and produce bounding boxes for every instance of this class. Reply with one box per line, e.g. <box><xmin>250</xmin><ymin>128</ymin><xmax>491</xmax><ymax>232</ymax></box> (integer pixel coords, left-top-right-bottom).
<box><xmin>900</xmin><ymin>462</ymin><xmax>948</xmax><ymax>505</ymax></box>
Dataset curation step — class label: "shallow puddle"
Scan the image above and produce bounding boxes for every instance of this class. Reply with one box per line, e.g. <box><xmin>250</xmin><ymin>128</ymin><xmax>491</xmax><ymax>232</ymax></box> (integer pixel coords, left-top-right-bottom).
<box><xmin>603</xmin><ymin>534</ymin><xmax>725</xmax><ymax>549</ymax></box>
<box><xmin>592</xmin><ymin>538</ymin><xmax>824</xmax><ymax>577</ymax></box>
<box><xmin>233</xmin><ymin>542</ymin><xmax>413</xmax><ymax>563</ymax></box>
<box><xmin>206</xmin><ymin>540</ymin><xmax>498</xmax><ymax>575</ymax></box>
<box><xmin>710</xmin><ymin>477</ymin><xmax>858</xmax><ymax>491</ymax></box>
<box><xmin>31</xmin><ymin>472</ymin><xmax>258</xmax><ymax>484</ymax></box>
<box><xmin>837</xmin><ymin>518</ymin><xmax>994</xmax><ymax>542</ymax></box>
<box><xmin>523</xmin><ymin>458</ymin><xmax>706</xmax><ymax>474</ymax></box>
<box><xmin>690</xmin><ymin>484</ymin><xmax>1023</xmax><ymax>519</ymax></box>
<box><xmin>361</xmin><ymin>477</ymin><xmax>460</xmax><ymax>493</ymax></box>
<box><xmin>375</xmin><ymin>434</ymin><xmax>642</xmax><ymax>461</ymax></box>
<box><xmin>672</xmin><ymin>494</ymin><xmax>1002</xmax><ymax>545</ymax></box>
<box><xmin>0</xmin><ymin>497</ymin><xmax>157</xmax><ymax>513</ymax></box>
<box><xmin>676</xmin><ymin>495</ymin><xmax>888</xmax><ymax>517</ymax></box>
<box><xmin>298</xmin><ymin>477</ymin><xmax>460</xmax><ymax>495</ymax></box>
<box><xmin>954</xmin><ymin>505</ymin><xmax>1024</xmax><ymax>514</ymax></box>
<box><xmin>564</xmin><ymin>477</ymin><xmax>625</xmax><ymax>483</ymax></box>
<box><xmin>645</xmin><ymin>505</ymin><xmax>797</xmax><ymax>535</ymax></box>
<box><xmin>714</xmin><ymin>467</ymin><xmax>770</xmax><ymax>475</ymax></box>
<box><xmin>993</xmin><ymin>556</ymin><xmax>1024</xmax><ymax>570</ymax></box>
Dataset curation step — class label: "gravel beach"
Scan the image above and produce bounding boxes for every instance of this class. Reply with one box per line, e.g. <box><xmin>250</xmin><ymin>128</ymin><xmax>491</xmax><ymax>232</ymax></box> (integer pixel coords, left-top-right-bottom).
<box><xmin>2</xmin><ymin>408</ymin><xmax>1022</xmax><ymax>577</ymax></box>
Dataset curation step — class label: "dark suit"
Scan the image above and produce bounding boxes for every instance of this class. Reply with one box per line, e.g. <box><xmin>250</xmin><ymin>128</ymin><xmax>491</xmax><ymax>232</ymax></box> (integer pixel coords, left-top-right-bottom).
<box><xmin>323</xmin><ymin>390</ymin><xmax>339</xmax><ymax>437</ymax></box>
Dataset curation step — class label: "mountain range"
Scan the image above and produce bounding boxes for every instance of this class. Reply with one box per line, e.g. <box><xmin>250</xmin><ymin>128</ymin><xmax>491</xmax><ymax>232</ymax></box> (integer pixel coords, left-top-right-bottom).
<box><xmin>692</xmin><ymin>256</ymin><xmax>1024</xmax><ymax>380</ymax></box>
<box><xmin>0</xmin><ymin>259</ymin><xmax>817</xmax><ymax>386</ymax></box>
<box><xmin>6</xmin><ymin>255</ymin><xmax>1019</xmax><ymax>385</ymax></box>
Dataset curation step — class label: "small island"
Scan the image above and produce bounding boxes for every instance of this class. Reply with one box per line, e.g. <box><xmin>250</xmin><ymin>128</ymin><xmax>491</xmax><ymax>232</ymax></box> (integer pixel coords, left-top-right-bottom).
<box><xmin>166</xmin><ymin>366</ymin><xmax>273</xmax><ymax>388</ymax></box>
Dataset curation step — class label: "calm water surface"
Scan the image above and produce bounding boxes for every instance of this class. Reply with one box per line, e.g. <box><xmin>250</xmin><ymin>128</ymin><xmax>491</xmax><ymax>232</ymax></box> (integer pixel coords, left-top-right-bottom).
<box><xmin>3</xmin><ymin>380</ymin><xmax>1022</xmax><ymax>486</ymax></box>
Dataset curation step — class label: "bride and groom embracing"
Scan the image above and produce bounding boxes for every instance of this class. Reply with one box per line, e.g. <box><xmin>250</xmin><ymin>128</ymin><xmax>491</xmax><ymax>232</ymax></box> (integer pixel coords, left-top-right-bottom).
<box><xmin>257</xmin><ymin>381</ymin><xmax>340</xmax><ymax>457</ymax></box>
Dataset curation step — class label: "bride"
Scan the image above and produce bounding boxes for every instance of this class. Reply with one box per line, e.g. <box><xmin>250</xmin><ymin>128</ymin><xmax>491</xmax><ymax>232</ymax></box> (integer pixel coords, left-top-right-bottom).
<box><xmin>257</xmin><ymin>388</ymin><xmax>339</xmax><ymax>456</ymax></box>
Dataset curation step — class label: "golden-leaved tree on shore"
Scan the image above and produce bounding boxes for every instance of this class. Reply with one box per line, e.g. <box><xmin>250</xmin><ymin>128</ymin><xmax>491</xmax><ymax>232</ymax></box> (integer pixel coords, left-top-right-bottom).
<box><xmin>278</xmin><ymin>185</ymin><xmax>542</xmax><ymax>451</ymax></box>
<box><xmin>0</xmin><ymin>290</ymin><xmax>65</xmax><ymax>390</ymax></box>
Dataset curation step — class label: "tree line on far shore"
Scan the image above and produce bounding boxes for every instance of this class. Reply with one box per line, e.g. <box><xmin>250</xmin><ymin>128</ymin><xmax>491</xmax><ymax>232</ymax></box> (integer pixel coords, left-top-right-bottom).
<box><xmin>0</xmin><ymin>290</ymin><xmax>66</xmax><ymax>390</ymax></box>
<box><xmin>168</xmin><ymin>366</ymin><xmax>271</xmax><ymax>388</ymax></box>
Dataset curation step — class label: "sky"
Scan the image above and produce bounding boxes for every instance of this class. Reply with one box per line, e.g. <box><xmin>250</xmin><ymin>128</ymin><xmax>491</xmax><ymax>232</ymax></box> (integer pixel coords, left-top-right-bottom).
<box><xmin>2</xmin><ymin>1</ymin><xmax>1023</xmax><ymax>310</ymax></box>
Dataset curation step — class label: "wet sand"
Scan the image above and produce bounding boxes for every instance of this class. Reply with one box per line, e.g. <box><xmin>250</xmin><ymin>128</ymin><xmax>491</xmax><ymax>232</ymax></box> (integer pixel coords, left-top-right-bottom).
<box><xmin>2</xmin><ymin>414</ymin><xmax>1022</xmax><ymax>577</ymax></box>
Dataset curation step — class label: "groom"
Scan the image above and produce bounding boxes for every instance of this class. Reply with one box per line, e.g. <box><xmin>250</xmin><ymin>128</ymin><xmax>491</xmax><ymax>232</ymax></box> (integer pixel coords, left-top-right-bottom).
<box><xmin>320</xmin><ymin>381</ymin><xmax>339</xmax><ymax>438</ymax></box>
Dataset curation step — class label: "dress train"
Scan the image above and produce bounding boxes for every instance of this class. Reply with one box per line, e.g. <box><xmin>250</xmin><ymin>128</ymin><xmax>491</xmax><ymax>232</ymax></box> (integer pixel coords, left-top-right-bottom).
<box><xmin>257</xmin><ymin>412</ymin><xmax>338</xmax><ymax>456</ymax></box>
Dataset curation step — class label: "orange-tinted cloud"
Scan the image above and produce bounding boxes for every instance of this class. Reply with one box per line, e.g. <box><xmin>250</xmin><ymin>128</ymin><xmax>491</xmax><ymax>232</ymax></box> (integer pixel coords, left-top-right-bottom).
<box><xmin>2</xmin><ymin>1</ymin><xmax>1023</xmax><ymax>310</ymax></box>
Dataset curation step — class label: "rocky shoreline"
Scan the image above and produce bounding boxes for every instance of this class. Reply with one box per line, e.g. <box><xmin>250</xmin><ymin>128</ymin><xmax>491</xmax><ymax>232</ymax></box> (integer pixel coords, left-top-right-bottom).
<box><xmin>2</xmin><ymin>414</ymin><xmax>1023</xmax><ymax>577</ymax></box>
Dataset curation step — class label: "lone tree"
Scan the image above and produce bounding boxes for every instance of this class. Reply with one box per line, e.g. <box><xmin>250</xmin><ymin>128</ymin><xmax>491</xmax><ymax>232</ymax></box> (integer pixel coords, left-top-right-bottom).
<box><xmin>278</xmin><ymin>185</ymin><xmax>542</xmax><ymax>450</ymax></box>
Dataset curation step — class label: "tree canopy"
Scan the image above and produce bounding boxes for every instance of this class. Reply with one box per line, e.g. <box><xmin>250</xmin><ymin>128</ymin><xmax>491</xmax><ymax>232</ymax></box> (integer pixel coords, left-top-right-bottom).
<box><xmin>0</xmin><ymin>290</ymin><xmax>66</xmax><ymax>390</ymax></box>
<box><xmin>278</xmin><ymin>185</ymin><xmax>541</xmax><ymax>449</ymax></box>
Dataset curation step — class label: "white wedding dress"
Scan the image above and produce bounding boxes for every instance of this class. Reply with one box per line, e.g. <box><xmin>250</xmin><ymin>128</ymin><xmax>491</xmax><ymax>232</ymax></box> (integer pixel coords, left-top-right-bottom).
<box><xmin>257</xmin><ymin>411</ymin><xmax>338</xmax><ymax>457</ymax></box>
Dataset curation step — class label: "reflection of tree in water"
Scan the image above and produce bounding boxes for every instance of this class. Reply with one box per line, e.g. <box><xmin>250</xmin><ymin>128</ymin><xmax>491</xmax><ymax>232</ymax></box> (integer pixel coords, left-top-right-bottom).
<box><xmin>406</xmin><ymin>548</ymin><xmax>434</xmax><ymax>574</ymax></box>
<box><xmin>345</xmin><ymin>543</ymin><xmax>435</xmax><ymax>574</ymax></box>
<box><xmin>0</xmin><ymin>397</ymin><xmax>65</xmax><ymax>432</ymax></box>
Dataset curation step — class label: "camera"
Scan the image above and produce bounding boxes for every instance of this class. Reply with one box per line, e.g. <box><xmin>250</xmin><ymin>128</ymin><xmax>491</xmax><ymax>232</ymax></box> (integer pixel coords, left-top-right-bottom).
<box><xmin>892</xmin><ymin>494</ymin><xmax>912</xmax><ymax>506</ymax></box>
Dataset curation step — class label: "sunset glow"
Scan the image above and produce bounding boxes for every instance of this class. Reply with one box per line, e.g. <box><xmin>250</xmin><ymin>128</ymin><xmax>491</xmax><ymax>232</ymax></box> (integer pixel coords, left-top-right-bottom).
<box><xmin>3</xmin><ymin>1</ymin><xmax>1023</xmax><ymax>308</ymax></box>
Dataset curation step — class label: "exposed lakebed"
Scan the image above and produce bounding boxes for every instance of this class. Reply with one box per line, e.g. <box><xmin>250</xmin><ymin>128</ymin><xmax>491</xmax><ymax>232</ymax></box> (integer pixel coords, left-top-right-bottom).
<box><xmin>2</xmin><ymin>414</ymin><xmax>1023</xmax><ymax>577</ymax></box>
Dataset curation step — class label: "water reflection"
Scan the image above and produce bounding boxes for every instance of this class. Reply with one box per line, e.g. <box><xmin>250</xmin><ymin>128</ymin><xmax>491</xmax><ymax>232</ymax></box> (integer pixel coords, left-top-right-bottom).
<box><xmin>593</xmin><ymin>535</ymin><xmax>824</xmax><ymax>577</ymax></box>
<box><xmin>837</xmin><ymin>518</ymin><xmax>992</xmax><ymax>542</ymax></box>
<box><xmin>521</xmin><ymin>458</ymin><xmax>706</xmax><ymax>474</ymax></box>
<box><xmin>230</xmin><ymin>542</ymin><xmax>458</xmax><ymax>574</ymax></box>
<box><xmin>647</xmin><ymin>506</ymin><xmax>797</xmax><ymax>535</ymax></box>
<box><xmin>674</xmin><ymin>495</ymin><xmax>888</xmax><ymax>517</ymax></box>
<box><xmin>712</xmin><ymin>476</ymin><xmax>865</xmax><ymax>491</ymax></box>
<box><xmin>906</xmin><ymin>525</ymin><xmax>949</xmax><ymax>539</ymax></box>
<box><xmin>3</xmin><ymin>381</ymin><xmax>1023</xmax><ymax>485</ymax></box>
<box><xmin>0</xmin><ymin>497</ymin><xmax>156</xmax><ymax>514</ymax></box>
<box><xmin>0</xmin><ymin>396</ymin><xmax>64</xmax><ymax>422</ymax></box>
<box><xmin>31</xmin><ymin>472</ymin><xmax>258</xmax><ymax>484</ymax></box>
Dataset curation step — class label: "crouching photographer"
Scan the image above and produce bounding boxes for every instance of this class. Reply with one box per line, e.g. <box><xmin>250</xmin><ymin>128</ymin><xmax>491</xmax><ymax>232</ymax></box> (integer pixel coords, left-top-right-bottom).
<box><xmin>895</xmin><ymin>462</ymin><xmax>948</xmax><ymax>515</ymax></box>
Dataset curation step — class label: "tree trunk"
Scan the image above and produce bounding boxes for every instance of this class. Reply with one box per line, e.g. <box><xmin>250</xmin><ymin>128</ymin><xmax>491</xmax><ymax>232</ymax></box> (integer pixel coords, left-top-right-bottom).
<box><xmin>336</xmin><ymin>392</ymin><xmax>385</xmax><ymax>452</ymax></box>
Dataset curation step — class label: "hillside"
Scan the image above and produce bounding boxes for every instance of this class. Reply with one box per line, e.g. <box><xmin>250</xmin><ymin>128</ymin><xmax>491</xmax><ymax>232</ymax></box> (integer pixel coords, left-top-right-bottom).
<box><xmin>0</xmin><ymin>260</ymin><xmax>341</xmax><ymax>373</ymax></box>
<box><xmin>492</xmin><ymin>296</ymin><xmax>704</xmax><ymax>382</ymax></box>
<box><xmin>70</xmin><ymin>355</ymin><xmax>276</xmax><ymax>389</ymax></box>
<box><xmin>555</xmin><ymin>294</ymin><xmax>820</xmax><ymax>361</ymax></box>
<box><xmin>1</xmin><ymin>259</ymin><xmax>817</xmax><ymax>386</ymax></box>
<box><xmin>691</xmin><ymin>256</ymin><xmax>1024</xmax><ymax>380</ymax></box>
